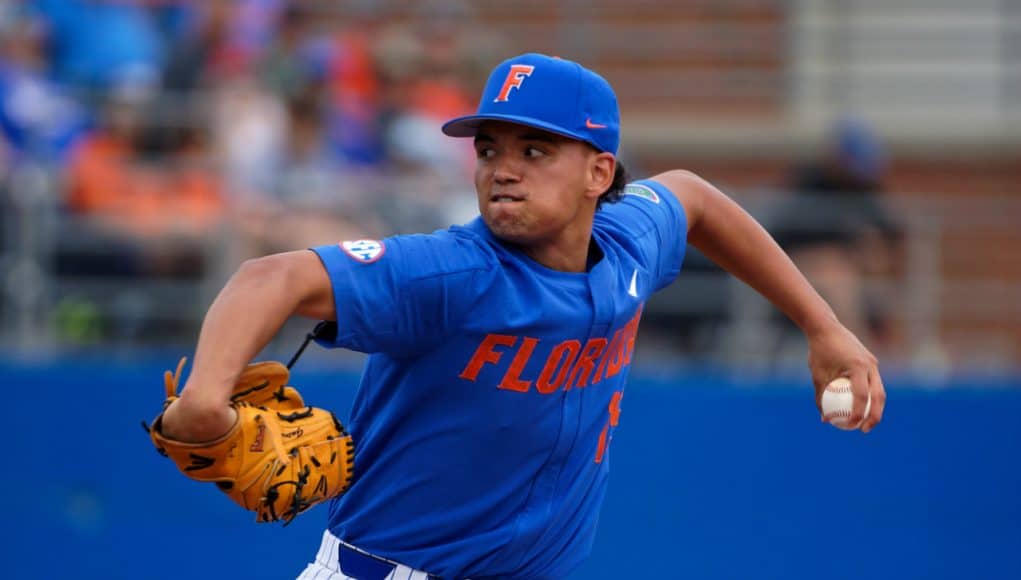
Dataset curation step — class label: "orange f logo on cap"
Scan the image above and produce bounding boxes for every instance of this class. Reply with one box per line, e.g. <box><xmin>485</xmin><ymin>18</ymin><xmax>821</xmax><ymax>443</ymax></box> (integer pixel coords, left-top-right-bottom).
<box><xmin>494</xmin><ymin>65</ymin><xmax>535</xmax><ymax>102</ymax></box>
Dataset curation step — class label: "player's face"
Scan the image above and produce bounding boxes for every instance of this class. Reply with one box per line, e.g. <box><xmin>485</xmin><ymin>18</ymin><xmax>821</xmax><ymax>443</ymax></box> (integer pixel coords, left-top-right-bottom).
<box><xmin>473</xmin><ymin>121</ymin><xmax>609</xmax><ymax>248</ymax></box>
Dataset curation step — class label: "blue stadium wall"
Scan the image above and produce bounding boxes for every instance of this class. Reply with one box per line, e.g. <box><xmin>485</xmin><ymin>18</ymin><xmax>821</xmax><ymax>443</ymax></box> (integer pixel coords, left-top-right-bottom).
<box><xmin>4</xmin><ymin>358</ymin><xmax>1020</xmax><ymax>580</ymax></box>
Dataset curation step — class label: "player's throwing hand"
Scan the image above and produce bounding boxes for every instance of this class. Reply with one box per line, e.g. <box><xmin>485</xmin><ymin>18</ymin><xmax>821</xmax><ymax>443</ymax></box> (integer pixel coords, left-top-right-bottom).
<box><xmin>807</xmin><ymin>321</ymin><xmax>886</xmax><ymax>433</ymax></box>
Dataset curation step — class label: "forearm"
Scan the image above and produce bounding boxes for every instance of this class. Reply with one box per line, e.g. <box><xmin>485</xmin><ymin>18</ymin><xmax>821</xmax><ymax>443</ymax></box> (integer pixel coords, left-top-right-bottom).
<box><xmin>686</xmin><ymin>177</ymin><xmax>838</xmax><ymax>336</ymax></box>
<box><xmin>182</xmin><ymin>258</ymin><xmax>301</xmax><ymax>404</ymax></box>
<box><xmin>160</xmin><ymin>250</ymin><xmax>333</xmax><ymax>441</ymax></box>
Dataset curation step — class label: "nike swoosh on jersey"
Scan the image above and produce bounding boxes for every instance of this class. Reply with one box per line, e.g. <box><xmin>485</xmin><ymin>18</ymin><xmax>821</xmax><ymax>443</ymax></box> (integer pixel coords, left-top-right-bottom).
<box><xmin>628</xmin><ymin>269</ymin><xmax>638</xmax><ymax>298</ymax></box>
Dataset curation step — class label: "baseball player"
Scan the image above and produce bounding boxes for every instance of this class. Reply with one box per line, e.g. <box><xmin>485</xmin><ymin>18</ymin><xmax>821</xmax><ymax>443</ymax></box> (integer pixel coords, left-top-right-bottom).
<box><xmin>156</xmin><ymin>53</ymin><xmax>886</xmax><ymax>578</ymax></box>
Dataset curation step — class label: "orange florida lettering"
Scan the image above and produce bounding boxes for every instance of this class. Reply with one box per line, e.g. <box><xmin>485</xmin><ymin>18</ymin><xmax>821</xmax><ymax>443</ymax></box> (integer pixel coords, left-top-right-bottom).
<box><xmin>594</xmin><ymin>391</ymin><xmax>623</xmax><ymax>464</ymax></box>
<box><xmin>622</xmin><ymin>305</ymin><xmax>643</xmax><ymax>365</ymax></box>
<box><xmin>494</xmin><ymin>65</ymin><xmax>535</xmax><ymax>102</ymax></box>
<box><xmin>595</xmin><ymin>328</ymin><xmax>625</xmax><ymax>384</ymax></box>
<box><xmin>566</xmin><ymin>338</ymin><xmax>607</xmax><ymax>389</ymax></box>
<box><xmin>458</xmin><ymin>308</ymin><xmax>644</xmax><ymax>394</ymax></box>
<box><xmin>458</xmin><ymin>334</ymin><xmax>517</xmax><ymax>381</ymax></box>
<box><xmin>536</xmin><ymin>340</ymin><xmax>581</xmax><ymax>394</ymax></box>
<box><xmin>593</xmin><ymin>305</ymin><xmax>643</xmax><ymax>384</ymax></box>
<box><xmin>499</xmin><ymin>337</ymin><xmax>540</xmax><ymax>392</ymax></box>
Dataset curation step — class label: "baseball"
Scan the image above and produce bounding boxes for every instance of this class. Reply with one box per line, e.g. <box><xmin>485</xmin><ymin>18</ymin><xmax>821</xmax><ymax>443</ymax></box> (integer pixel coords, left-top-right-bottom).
<box><xmin>820</xmin><ymin>377</ymin><xmax>871</xmax><ymax>430</ymax></box>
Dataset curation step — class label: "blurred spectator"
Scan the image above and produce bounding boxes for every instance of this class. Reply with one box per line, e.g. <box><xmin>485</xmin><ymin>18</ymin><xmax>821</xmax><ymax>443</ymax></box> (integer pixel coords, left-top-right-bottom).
<box><xmin>319</xmin><ymin>5</ymin><xmax>386</xmax><ymax>167</ymax></box>
<box><xmin>277</xmin><ymin>90</ymin><xmax>377</xmax><ymax>239</ymax></box>
<box><xmin>275</xmin><ymin>90</ymin><xmax>371</xmax><ymax>213</ymax></box>
<box><xmin>373</xmin><ymin>0</ymin><xmax>506</xmax><ymax>231</ymax></box>
<box><xmin>210</xmin><ymin>60</ymin><xmax>287</xmax><ymax>201</ymax></box>
<box><xmin>225</xmin><ymin>87</ymin><xmax>382</xmax><ymax>263</ymax></box>
<box><xmin>0</xmin><ymin>6</ymin><xmax>89</xmax><ymax>167</ymax></box>
<box><xmin>256</xmin><ymin>4</ymin><xmax>322</xmax><ymax>101</ymax></box>
<box><xmin>252</xmin><ymin>4</ymin><xmax>387</xmax><ymax>168</ymax></box>
<box><xmin>229</xmin><ymin>0</ymin><xmax>288</xmax><ymax>65</ymax></box>
<box><xmin>376</xmin><ymin>0</ymin><xmax>492</xmax><ymax>178</ymax></box>
<box><xmin>148</xmin><ymin>1</ymin><xmax>198</xmax><ymax>48</ymax></box>
<box><xmin>31</xmin><ymin>0</ymin><xmax>164</xmax><ymax>97</ymax></box>
<box><xmin>3</xmin><ymin>0</ymin><xmax>512</xmax><ymax>341</ymax></box>
<box><xmin>64</xmin><ymin>88</ymin><xmax>223</xmax><ymax>277</ymax></box>
<box><xmin>161</xmin><ymin>0</ymin><xmax>236</xmax><ymax>93</ymax></box>
<box><xmin>771</xmin><ymin>117</ymin><xmax>902</xmax><ymax>352</ymax></box>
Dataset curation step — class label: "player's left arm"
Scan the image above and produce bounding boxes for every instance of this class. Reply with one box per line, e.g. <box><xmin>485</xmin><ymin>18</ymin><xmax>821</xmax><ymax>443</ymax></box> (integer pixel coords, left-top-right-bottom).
<box><xmin>653</xmin><ymin>169</ymin><xmax>886</xmax><ymax>432</ymax></box>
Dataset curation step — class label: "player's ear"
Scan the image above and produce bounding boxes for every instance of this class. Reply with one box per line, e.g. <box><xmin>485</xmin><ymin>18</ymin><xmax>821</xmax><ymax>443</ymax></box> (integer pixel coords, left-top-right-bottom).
<box><xmin>585</xmin><ymin>152</ymin><xmax>616</xmax><ymax>200</ymax></box>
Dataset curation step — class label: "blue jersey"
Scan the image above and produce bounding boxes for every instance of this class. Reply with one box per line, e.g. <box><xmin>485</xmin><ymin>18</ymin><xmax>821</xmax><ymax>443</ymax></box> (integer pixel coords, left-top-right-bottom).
<box><xmin>311</xmin><ymin>179</ymin><xmax>687</xmax><ymax>579</ymax></box>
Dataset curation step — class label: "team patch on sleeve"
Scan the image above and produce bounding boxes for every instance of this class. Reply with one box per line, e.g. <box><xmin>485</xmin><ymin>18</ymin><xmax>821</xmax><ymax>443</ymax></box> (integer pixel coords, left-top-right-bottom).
<box><xmin>624</xmin><ymin>183</ymin><xmax>660</xmax><ymax>204</ymax></box>
<box><xmin>340</xmin><ymin>239</ymin><xmax>386</xmax><ymax>263</ymax></box>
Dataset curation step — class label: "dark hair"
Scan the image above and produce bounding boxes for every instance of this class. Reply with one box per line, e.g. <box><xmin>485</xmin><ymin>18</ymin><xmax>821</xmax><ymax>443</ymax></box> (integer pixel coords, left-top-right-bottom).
<box><xmin>598</xmin><ymin>159</ymin><xmax>629</xmax><ymax>208</ymax></box>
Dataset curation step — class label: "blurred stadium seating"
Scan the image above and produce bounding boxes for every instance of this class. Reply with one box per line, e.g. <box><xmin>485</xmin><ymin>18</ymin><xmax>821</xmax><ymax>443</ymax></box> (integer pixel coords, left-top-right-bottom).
<box><xmin>1</xmin><ymin>0</ymin><xmax>1017</xmax><ymax>371</ymax></box>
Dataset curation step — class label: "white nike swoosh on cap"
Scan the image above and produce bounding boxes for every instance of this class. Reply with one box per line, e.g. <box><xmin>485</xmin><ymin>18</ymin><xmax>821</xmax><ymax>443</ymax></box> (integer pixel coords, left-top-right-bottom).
<box><xmin>628</xmin><ymin>269</ymin><xmax>638</xmax><ymax>298</ymax></box>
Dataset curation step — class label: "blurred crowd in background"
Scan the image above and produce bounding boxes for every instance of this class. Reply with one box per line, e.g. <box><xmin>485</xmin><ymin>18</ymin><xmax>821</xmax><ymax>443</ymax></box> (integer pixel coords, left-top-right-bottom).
<box><xmin>0</xmin><ymin>0</ymin><xmax>497</xmax><ymax>254</ymax></box>
<box><xmin>0</xmin><ymin>0</ymin><xmax>1017</xmax><ymax>374</ymax></box>
<box><xmin>0</xmin><ymin>0</ymin><xmax>502</xmax><ymax>352</ymax></box>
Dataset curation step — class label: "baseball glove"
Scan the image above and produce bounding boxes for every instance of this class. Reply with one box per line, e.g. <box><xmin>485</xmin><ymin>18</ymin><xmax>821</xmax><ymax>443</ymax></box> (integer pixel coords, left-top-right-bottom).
<box><xmin>144</xmin><ymin>358</ymin><xmax>354</xmax><ymax>525</ymax></box>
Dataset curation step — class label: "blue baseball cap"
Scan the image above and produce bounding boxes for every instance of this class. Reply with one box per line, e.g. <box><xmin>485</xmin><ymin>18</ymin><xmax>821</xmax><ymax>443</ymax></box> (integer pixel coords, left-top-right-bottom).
<box><xmin>833</xmin><ymin>116</ymin><xmax>887</xmax><ymax>181</ymax></box>
<box><xmin>442</xmin><ymin>53</ymin><xmax>620</xmax><ymax>155</ymax></box>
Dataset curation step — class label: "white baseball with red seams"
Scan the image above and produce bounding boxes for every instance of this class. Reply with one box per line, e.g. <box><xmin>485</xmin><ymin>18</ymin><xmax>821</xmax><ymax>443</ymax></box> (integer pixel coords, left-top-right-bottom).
<box><xmin>821</xmin><ymin>377</ymin><xmax>871</xmax><ymax>430</ymax></box>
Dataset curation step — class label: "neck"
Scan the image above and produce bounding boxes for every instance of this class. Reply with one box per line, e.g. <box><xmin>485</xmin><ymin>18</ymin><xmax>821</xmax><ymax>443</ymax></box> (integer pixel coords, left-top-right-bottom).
<box><xmin>521</xmin><ymin>220</ymin><xmax>596</xmax><ymax>273</ymax></box>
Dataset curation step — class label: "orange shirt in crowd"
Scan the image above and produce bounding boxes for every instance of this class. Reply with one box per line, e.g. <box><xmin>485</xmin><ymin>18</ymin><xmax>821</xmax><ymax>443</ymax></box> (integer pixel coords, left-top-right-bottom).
<box><xmin>67</xmin><ymin>133</ymin><xmax>224</xmax><ymax>239</ymax></box>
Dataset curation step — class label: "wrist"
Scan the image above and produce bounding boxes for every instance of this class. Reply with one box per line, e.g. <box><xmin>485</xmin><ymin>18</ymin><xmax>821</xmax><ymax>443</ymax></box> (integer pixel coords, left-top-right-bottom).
<box><xmin>795</xmin><ymin>305</ymin><xmax>841</xmax><ymax>340</ymax></box>
<box><xmin>161</xmin><ymin>394</ymin><xmax>237</xmax><ymax>443</ymax></box>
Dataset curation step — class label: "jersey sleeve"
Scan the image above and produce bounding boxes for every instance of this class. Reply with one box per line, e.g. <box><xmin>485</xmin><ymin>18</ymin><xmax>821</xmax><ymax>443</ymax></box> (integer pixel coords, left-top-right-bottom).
<box><xmin>311</xmin><ymin>231</ymin><xmax>493</xmax><ymax>357</ymax></box>
<box><xmin>597</xmin><ymin>178</ymin><xmax>688</xmax><ymax>290</ymax></box>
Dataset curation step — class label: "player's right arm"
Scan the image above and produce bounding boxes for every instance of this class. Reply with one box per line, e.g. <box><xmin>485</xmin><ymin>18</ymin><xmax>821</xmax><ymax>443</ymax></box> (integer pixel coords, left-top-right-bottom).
<box><xmin>650</xmin><ymin>169</ymin><xmax>885</xmax><ymax>432</ymax></box>
<box><xmin>159</xmin><ymin>250</ymin><xmax>334</xmax><ymax>442</ymax></box>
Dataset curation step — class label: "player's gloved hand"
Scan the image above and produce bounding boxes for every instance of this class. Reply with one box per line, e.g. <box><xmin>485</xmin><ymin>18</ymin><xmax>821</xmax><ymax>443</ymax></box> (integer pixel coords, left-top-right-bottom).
<box><xmin>144</xmin><ymin>358</ymin><xmax>355</xmax><ymax>524</ymax></box>
<box><xmin>806</xmin><ymin>321</ymin><xmax>886</xmax><ymax>433</ymax></box>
